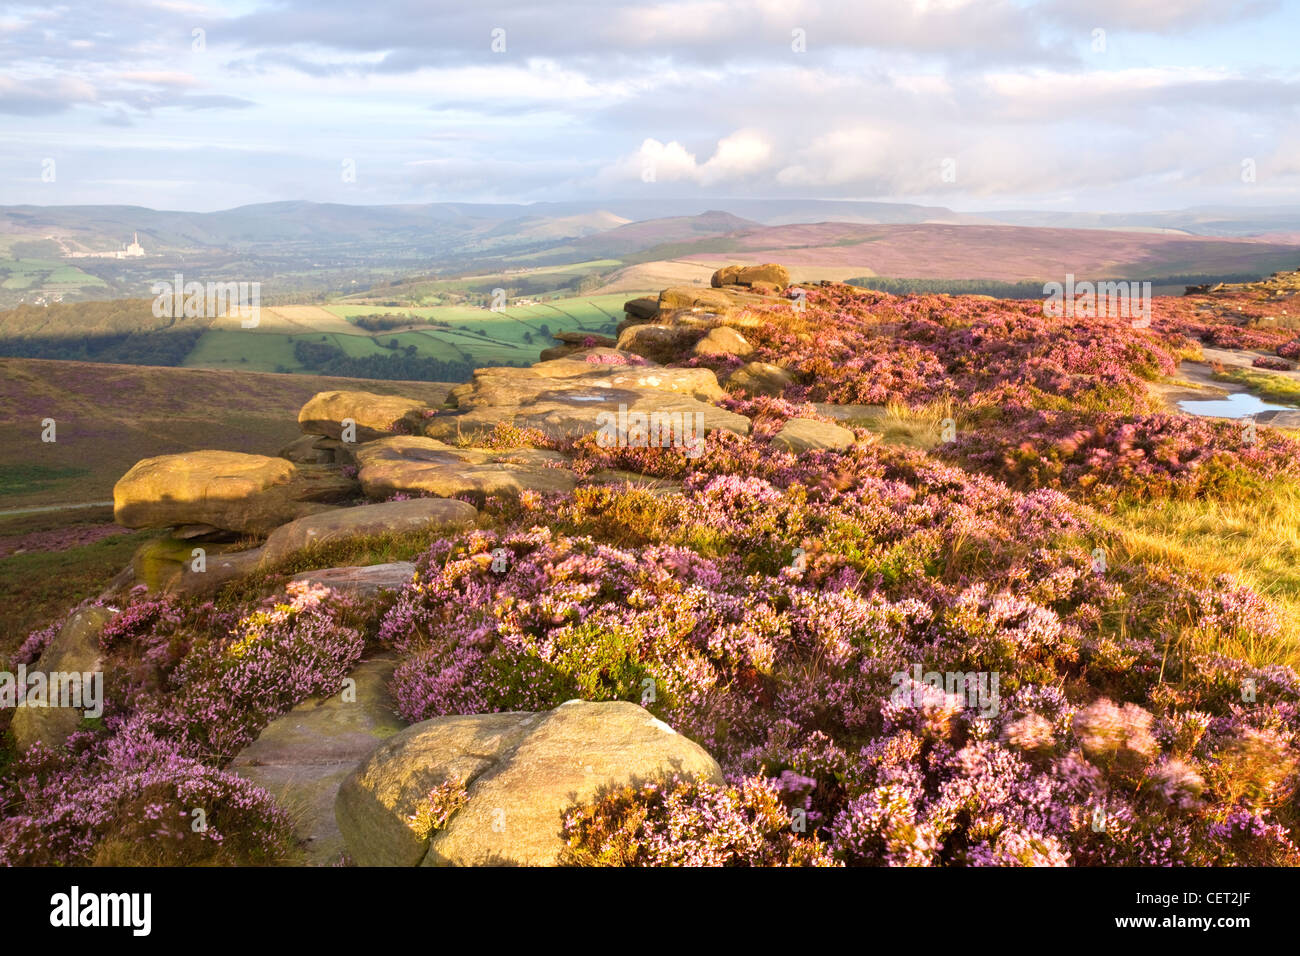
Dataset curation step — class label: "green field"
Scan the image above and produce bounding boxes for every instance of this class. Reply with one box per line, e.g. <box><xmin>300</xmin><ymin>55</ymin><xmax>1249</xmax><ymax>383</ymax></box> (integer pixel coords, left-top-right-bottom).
<box><xmin>336</xmin><ymin>259</ymin><xmax>622</xmax><ymax>306</ymax></box>
<box><xmin>0</xmin><ymin>257</ymin><xmax>107</xmax><ymax>292</ymax></box>
<box><xmin>182</xmin><ymin>293</ymin><xmax>638</xmax><ymax>372</ymax></box>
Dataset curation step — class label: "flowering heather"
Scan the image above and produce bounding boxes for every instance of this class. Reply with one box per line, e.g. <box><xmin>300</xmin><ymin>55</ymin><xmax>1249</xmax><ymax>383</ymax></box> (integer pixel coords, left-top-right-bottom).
<box><xmin>724</xmin><ymin>284</ymin><xmax>1180</xmax><ymax>416</ymax></box>
<box><xmin>562</xmin><ymin>776</ymin><xmax>837</xmax><ymax>866</ymax></box>
<box><xmin>7</xmin><ymin>280</ymin><xmax>1300</xmax><ymax>867</ymax></box>
<box><xmin>379</xmin><ymin>455</ymin><xmax>1300</xmax><ymax>865</ymax></box>
<box><xmin>0</xmin><ymin>721</ymin><xmax>295</xmax><ymax>866</ymax></box>
<box><xmin>1</xmin><ymin>582</ymin><xmax>365</xmax><ymax>863</ymax></box>
<box><xmin>940</xmin><ymin>409</ymin><xmax>1300</xmax><ymax>502</ymax></box>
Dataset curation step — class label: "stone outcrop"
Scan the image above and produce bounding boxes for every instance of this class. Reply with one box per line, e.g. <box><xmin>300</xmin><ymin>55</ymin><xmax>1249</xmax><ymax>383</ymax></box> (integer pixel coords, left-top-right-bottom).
<box><xmin>259</xmin><ymin>498</ymin><xmax>477</xmax><ymax>567</ymax></box>
<box><xmin>298</xmin><ymin>390</ymin><xmax>432</xmax><ymax>443</ymax></box>
<box><xmin>335</xmin><ymin>700</ymin><xmax>723</xmax><ymax>867</ymax></box>
<box><xmin>711</xmin><ymin>263</ymin><xmax>790</xmax><ymax>290</ymax></box>
<box><xmin>114</xmin><ymin>452</ymin><xmax>357</xmax><ymax>535</ymax></box>
<box><xmin>422</xmin><ymin>356</ymin><xmax>748</xmax><ymax>444</ymax></box>
<box><xmin>354</xmin><ymin>436</ymin><xmax>577</xmax><ymax>501</ymax></box>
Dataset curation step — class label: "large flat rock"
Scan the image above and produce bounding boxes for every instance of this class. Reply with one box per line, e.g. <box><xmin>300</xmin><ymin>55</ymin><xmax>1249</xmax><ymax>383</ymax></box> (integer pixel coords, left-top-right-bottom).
<box><xmin>230</xmin><ymin>656</ymin><xmax>406</xmax><ymax>866</ymax></box>
<box><xmin>355</xmin><ymin>436</ymin><xmax>577</xmax><ymax>502</ymax></box>
<box><xmin>425</xmin><ymin>361</ymin><xmax>749</xmax><ymax>444</ymax></box>
<box><xmin>260</xmin><ymin>498</ymin><xmax>477</xmax><ymax>567</ymax></box>
<box><xmin>114</xmin><ymin>451</ymin><xmax>357</xmax><ymax>535</ymax></box>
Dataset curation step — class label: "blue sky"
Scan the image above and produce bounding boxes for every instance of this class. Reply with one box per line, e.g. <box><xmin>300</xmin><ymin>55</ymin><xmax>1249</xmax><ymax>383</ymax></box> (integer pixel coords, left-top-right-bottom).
<box><xmin>1</xmin><ymin>0</ymin><xmax>1297</xmax><ymax>212</ymax></box>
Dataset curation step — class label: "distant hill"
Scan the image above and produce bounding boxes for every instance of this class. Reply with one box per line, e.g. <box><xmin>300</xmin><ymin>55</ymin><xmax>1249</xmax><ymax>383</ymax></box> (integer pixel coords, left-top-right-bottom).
<box><xmin>560</xmin><ymin>210</ymin><xmax>759</xmax><ymax>257</ymax></box>
<box><xmin>654</xmin><ymin>221</ymin><xmax>1300</xmax><ymax>282</ymax></box>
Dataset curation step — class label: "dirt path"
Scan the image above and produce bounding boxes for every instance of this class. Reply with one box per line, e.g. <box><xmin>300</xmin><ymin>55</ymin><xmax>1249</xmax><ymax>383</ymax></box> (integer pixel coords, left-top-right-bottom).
<box><xmin>0</xmin><ymin>500</ymin><xmax>114</xmax><ymax>518</ymax></box>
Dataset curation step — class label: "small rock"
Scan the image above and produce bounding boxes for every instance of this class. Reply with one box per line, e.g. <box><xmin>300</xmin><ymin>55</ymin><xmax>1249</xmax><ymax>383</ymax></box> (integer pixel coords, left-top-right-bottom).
<box><xmin>279</xmin><ymin>434</ymin><xmax>328</xmax><ymax>464</ymax></box>
<box><xmin>615</xmin><ymin>324</ymin><xmax>688</xmax><ymax>363</ymax></box>
<box><xmin>10</xmin><ymin>606</ymin><xmax>117</xmax><ymax>751</ymax></box>
<box><xmin>693</xmin><ymin>325</ymin><xmax>754</xmax><ymax>358</ymax></box>
<box><xmin>727</xmin><ymin>361</ymin><xmax>795</xmax><ymax>397</ymax></box>
<box><xmin>298</xmin><ymin>390</ymin><xmax>431</xmax><ymax>443</ymax></box>
<box><xmin>132</xmin><ymin>537</ymin><xmax>264</xmax><ymax>597</ymax></box>
<box><xmin>771</xmin><ymin>417</ymin><xmax>856</xmax><ymax>453</ymax></box>
<box><xmin>623</xmin><ymin>297</ymin><xmax>660</xmax><ymax>321</ymax></box>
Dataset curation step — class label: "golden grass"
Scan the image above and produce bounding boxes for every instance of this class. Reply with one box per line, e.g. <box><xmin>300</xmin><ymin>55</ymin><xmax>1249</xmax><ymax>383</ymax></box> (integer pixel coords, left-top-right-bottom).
<box><xmin>858</xmin><ymin>400</ymin><xmax>955</xmax><ymax>450</ymax></box>
<box><xmin>1212</xmin><ymin>366</ymin><xmax>1300</xmax><ymax>405</ymax></box>
<box><xmin>1102</xmin><ymin>479</ymin><xmax>1300</xmax><ymax>668</ymax></box>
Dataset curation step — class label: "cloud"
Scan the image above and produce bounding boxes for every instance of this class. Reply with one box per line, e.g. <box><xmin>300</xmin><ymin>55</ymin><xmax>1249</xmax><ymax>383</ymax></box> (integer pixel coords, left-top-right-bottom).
<box><xmin>602</xmin><ymin>130</ymin><xmax>775</xmax><ymax>186</ymax></box>
<box><xmin>0</xmin><ymin>0</ymin><xmax>1296</xmax><ymax>209</ymax></box>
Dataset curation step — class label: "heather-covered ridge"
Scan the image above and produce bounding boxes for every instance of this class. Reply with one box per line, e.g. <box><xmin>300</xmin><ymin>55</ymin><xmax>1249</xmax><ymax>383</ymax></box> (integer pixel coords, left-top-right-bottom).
<box><xmin>5</xmin><ymin>272</ymin><xmax>1300</xmax><ymax>867</ymax></box>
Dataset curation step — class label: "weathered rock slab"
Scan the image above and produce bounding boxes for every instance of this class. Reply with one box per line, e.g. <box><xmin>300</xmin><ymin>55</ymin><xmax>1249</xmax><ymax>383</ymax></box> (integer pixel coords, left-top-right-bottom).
<box><xmin>355</xmin><ymin>436</ymin><xmax>576</xmax><ymax>501</ymax></box>
<box><xmin>231</xmin><ymin>657</ymin><xmax>405</xmax><ymax>866</ymax></box>
<box><xmin>289</xmin><ymin>562</ymin><xmax>418</xmax><ymax>598</ymax></box>
<box><xmin>771</xmin><ymin>417</ymin><xmax>856</xmax><ymax>453</ymax></box>
<box><xmin>260</xmin><ymin>498</ymin><xmax>476</xmax><ymax>566</ymax></box>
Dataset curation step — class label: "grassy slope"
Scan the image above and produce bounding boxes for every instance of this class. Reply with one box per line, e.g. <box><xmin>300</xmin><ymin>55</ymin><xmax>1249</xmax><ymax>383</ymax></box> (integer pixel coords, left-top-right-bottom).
<box><xmin>182</xmin><ymin>293</ymin><xmax>629</xmax><ymax>372</ymax></box>
<box><xmin>0</xmin><ymin>357</ymin><xmax>455</xmax><ymax>510</ymax></box>
<box><xmin>1105</xmin><ymin>478</ymin><xmax>1300</xmax><ymax>667</ymax></box>
<box><xmin>0</xmin><ymin>507</ymin><xmax>154</xmax><ymax>655</ymax></box>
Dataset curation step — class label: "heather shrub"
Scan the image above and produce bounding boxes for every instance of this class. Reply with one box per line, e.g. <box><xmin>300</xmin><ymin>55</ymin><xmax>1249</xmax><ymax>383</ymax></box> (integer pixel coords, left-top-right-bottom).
<box><xmin>562</xmin><ymin>776</ymin><xmax>837</xmax><ymax>866</ymax></box>
<box><xmin>0</xmin><ymin>722</ymin><xmax>295</xmax><ymax>866</ymax></box>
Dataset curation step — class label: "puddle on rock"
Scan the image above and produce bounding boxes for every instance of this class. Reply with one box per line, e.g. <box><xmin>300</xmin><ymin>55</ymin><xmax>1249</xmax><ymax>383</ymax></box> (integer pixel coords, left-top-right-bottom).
<box><xmin>1177</xmin><ymin>392</ymin><xmax>1294</xmax><ymax>419</ymax></box>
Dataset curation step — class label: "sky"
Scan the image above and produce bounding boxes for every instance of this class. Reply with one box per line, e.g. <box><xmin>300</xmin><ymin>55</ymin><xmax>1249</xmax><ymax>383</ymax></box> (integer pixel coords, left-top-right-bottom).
<box><xmin>1</xmin><ymin>0</ymin><xmax>1297</xmax><ymax>213</ymax></box>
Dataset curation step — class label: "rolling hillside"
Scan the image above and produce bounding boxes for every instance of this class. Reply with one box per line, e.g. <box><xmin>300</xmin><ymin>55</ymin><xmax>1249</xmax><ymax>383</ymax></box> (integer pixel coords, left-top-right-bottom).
<box><xmin>0</xmin><ymin>358</ymin><xmax>457</xmax><ymax>512</ymax></box>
